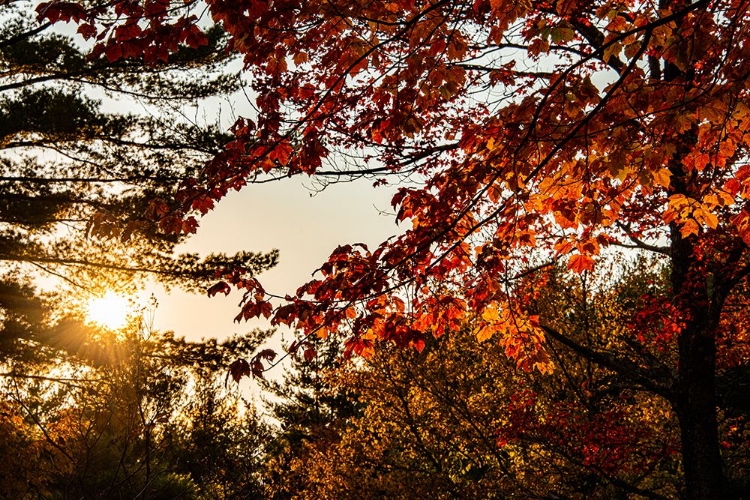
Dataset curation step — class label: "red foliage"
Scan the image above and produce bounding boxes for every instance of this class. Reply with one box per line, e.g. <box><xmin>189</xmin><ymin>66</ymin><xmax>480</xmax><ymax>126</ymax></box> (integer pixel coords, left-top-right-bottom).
<box><xmin>55</xmin><ymin>0</ymin><xmax>750</xmax><ymax>387</ymax></box>
<box><xmin>36</xmin><ymin>1</ymin><xmax>208</xmax><ymax>65</ymax></box>
<box><xmin>49</xmin><ymin>2</ymin><xmax>750</xmax><ymax>491</ymax></box>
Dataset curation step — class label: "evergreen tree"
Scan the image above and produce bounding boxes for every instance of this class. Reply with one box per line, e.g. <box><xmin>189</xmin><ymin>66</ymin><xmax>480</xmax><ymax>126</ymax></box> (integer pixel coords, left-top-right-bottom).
<box><xmin>175</xmin><ymin>369</ymin><xmax>271</xmax><ymax>499</ymax></box>
<box><xmin>260</xmin><ymin>335</ymin><xmax>360</xmax><ymax>499</ymax></box>
<box><xmin>0</xmin><ymin>5</ymin><xmax>279</xmax><ymax>497</ymax></box>
<box><xmin>0</xmin><ymin>2</ymin><xmax>277</xmax><ymax>362</ymax></box>
<box><xmin>0</xmin><ymin>319</ymin><xmax>274</xmax><ymax>499</ymax></box>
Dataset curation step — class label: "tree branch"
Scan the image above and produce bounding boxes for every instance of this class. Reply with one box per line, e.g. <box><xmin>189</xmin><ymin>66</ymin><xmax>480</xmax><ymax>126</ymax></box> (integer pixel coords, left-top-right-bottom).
<box><xmin>540</xmin><ymin>324</ymin><xmax>673</xmax><ymax>400</ymax></box>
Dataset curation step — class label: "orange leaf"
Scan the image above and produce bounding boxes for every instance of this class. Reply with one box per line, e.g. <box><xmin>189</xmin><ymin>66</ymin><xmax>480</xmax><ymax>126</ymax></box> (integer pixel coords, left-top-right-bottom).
<box><xmin>568</xmin><ymin>254</ymin><xmax>595</xmax><ymax>274</ymax></box>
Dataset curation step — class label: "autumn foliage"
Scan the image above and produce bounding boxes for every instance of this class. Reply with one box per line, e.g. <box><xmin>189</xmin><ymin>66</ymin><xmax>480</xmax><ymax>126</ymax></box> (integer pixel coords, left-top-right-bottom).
<box><xmin>37</xmin><ymin>0</ymin><xmax>750</xmax><ymax>497</ymax></box>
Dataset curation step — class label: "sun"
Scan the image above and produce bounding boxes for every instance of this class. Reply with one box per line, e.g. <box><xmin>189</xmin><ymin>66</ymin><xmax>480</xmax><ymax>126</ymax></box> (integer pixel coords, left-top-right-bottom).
<box><xmin>86</xmin><ymin>291</ymin><xmax>130</xmax><ymax>330</ymax></box>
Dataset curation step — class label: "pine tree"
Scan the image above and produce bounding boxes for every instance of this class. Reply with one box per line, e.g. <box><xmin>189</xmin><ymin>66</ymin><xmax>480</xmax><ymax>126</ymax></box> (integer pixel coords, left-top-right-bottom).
<box><xmin>0</xmin><ymin>320</ymin><xmax>274</xmax><ymax>498</ymax></box>
<box><xmin>0</xmin><ymin>2</ymin><xmax>277</xmax><ymax>362</ymax></box>
<box><xmin>260</xmin><ymin>336</ymin><xmax>360</xmax><ymax>499</ymax></box>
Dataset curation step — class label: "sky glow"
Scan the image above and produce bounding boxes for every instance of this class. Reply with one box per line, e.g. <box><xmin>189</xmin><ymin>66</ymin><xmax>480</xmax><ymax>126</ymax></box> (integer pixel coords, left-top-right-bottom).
<box><xmin>86</xmin><ymin>291</ymin><xmax>130</xmax><ymax>330</ymax></box>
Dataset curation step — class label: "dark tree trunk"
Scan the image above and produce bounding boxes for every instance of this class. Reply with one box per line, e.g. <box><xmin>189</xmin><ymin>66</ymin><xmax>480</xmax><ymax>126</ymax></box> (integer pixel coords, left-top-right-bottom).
<box><xmin>670</xmin><ymin>231</ymin><xmax>727</xmax><ymax>499</ymax></box>
<box><xmin>673</xmin><ymin>329</ymin><xmax>726</xmax><ymax>499</ymax></box>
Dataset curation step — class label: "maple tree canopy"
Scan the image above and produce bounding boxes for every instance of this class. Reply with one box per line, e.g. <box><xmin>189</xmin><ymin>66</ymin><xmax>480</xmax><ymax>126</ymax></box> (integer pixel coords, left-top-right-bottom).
<box><xmin>37</xmin><ymin>0</ymin><xmax>750</xmax><ymax>497</ymax></box>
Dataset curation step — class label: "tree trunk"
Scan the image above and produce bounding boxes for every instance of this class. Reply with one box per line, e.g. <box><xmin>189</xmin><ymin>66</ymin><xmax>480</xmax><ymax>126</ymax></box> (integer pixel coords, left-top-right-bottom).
<box><xmin>670</xmin><ymin>231</ymin><xmax>727</xmax><ymax>499</ymax></box>
<box><xmin>673</xmin><ymin>328</ymin><xmax>726</xmax><ymax>500</ymax></box>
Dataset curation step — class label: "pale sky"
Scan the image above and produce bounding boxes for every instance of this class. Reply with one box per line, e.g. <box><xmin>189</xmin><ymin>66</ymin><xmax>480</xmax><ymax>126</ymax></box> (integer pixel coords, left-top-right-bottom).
<box><xmin>147</xmin><ymin>175</ymin><xmax>400</xmax><ymax>343</ymax></box>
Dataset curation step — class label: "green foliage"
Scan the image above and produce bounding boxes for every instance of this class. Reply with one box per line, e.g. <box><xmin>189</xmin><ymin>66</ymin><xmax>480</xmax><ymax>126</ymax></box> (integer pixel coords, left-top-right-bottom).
<box><xmin>0</xmin><ymin>7</ymin><xmax>278</xmax><ymax>496</ymax></box>
<box><xmin>0</xmin><ymin>2</ymin><xmax>277</xmax><ymax>365</ymax></box>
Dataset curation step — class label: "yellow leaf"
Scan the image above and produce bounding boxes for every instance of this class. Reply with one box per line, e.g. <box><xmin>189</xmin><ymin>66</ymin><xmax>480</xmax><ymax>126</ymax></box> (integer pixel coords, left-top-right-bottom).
<box><xmin>624</xmin><ymin>39</ymin><xmax>642</xmax><ymax>59</ymax></box>
<box><xmin>551</xmin><ymin>27</ymin><xmax>575</xmax><ymax>43</ymax></box>
<box><xmin>704</xmin><ymin>211</ymin><xmax>719</xmax><ymax>229</ymax></box>
<box><xmin>476</xmin><ymin>325</ymin><xmax>494</xmax><ymax>343</ymax></box>
<box><xmin>680</xmin><ymin>219</ymin><xmax>700</xmax><ymax>238</ymax></box>
<box><xmin>719</xmin><ymin>190</ymin><xmax>735</xmax><ymax>206</ymax></box>
<box><xmin>694</xmin><ymin>207</ymin><xmax>718</xmax><ymax>229</ymax></box>
<box><xmin>653</xmin><ymin>168</ymin><xmax>671</xmax><ymax>188</ymax></box>
<box><xmin>603</xmin><ymin>41</ymin><xmax>622</xmax><ymax>64</ymax></box>
<box><xmin>482</xmin><ymin>305</ymin><xmax>500</xmax><ymax>322</ymax></box>
<box><xmin>703</xmin><ymin>193</ymin><xmax>720</xmax><ymax>207</ymax></box>
<box><xmin>616</xmin><ymin>165</ymin><xmax>630</xmax><ymax>182</ymax></box>
<box><xmin>668</xmin><ymin>194</ymin><xmax>690</xmax><ymax>210</ymax></box>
